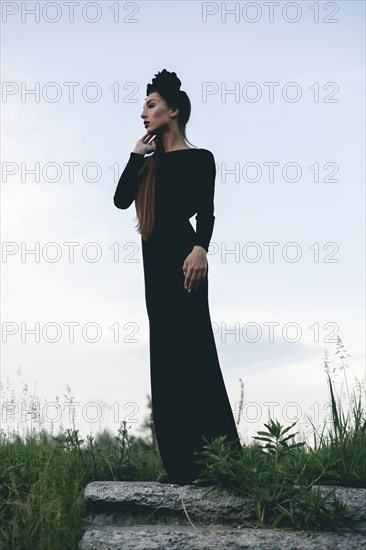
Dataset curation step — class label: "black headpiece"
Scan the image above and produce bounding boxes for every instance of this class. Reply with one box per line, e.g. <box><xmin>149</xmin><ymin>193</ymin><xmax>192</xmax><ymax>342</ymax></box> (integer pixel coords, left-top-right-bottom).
<box><xmin>146</xmin><ymin>69</ymin><xmax>182</xmax><ymax>108</ymax></box>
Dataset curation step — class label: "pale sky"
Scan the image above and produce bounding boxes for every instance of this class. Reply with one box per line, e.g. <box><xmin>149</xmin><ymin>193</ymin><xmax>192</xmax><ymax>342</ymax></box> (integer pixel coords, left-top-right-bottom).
<box><xmin>1</xmin><ymin>1</ymin><xmax>365</xmax><ymax>444</ymax></box>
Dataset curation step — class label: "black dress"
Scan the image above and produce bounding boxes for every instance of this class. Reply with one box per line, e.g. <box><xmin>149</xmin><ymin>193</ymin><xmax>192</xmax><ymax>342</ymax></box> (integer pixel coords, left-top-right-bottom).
<box><xmin>114</xmin><ymin>148</ymin><xmax>241</xmax><ymax>485</ymax></box>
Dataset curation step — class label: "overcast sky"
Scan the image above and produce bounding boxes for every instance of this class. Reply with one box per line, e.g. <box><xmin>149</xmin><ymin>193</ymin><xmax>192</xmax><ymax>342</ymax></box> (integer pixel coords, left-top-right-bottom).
<box><xmin>1</xmin><ymin>0</ymin><xmax>365</xmax><ymax>444</ymax></box>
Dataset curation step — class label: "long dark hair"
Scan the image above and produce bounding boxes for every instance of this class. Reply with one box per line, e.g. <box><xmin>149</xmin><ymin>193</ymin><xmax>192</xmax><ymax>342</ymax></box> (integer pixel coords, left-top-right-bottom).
<box><xmin>134</xmin><ymin>70</ymin><xmax>196</xmax><ymax>242</ymax></box>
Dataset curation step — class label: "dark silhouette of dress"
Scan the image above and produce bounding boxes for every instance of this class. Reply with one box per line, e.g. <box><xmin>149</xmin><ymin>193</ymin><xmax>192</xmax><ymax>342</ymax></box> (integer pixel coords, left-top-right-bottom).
<box><xmin>114</xmin><ymin>148</ymin><xmax>241</xmax><ymax>485</ymax></box>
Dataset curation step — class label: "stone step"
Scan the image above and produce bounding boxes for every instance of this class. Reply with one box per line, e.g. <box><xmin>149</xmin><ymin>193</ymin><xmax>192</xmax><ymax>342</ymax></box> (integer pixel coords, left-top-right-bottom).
<box><xmin>83</xmin><ymin>481</ymin><xmax>253</xmax><ymax>527</ymax></box>
<box><xmin>79</xmin><ymin>523</ymin><xmax>366</xmax><ymax>550</ymax></box>
<box><xmin>79</xmin><ymin>481</ymin><xmax>366</xmax><ymax>549</ymax></box>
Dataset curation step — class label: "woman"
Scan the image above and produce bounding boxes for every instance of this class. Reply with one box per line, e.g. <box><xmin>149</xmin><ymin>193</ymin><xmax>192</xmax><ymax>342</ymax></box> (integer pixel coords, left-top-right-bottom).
<box><xmin>114</xmin><ymin>69</ymin><xmax>241</xmax><ymax>486</ymax></box>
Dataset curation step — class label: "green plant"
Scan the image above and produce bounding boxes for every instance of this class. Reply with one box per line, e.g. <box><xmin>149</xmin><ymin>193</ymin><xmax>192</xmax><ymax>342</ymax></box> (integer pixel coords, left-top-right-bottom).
<box><xmin>193</xmin><ymin>418</ymin><xmax>354</xmax><ymax>530</ymax></box>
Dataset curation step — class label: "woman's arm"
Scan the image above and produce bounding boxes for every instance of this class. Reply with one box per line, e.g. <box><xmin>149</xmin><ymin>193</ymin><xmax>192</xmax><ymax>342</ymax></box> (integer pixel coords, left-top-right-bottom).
<box><xmin>194</xmin><ymin>149</ymin><xmax>216</xmax><ymax>251</ymax></box>
<box><xmin>182</xmin><ymin>149</ymin><xmax>217</xmax><ymax>293</ymax></box>
<box><xmin>113</xmin><ymin>152</ymin><xmax>147</xmax><ymax>209</ymax></box>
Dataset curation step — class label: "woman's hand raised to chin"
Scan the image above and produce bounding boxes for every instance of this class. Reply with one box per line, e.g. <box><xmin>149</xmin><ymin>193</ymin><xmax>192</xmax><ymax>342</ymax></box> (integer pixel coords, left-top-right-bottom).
<box><xmin>133</xmin><ymin>133</ymin><xmax>157</xmax><ymax>156</ymax></box>
<box><xmin>182</xmin><ymin>246</ymin><xmax>208</xmax><ymax>293</ymax></box>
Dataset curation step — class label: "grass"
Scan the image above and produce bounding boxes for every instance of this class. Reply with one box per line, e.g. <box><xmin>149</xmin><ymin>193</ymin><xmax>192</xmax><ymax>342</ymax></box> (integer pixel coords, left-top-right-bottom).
<box><xmin>193</xmin><ymin>337</ymin><xmax>365</xmax><ymax>529</ymax></box>
<box><xmin>0</xmin><ymin>422</ymin><xmax>164</xmax><ymax>549</ymax></box>
<box><xmin>0</xmin><ymin>336</ymin><xmax>365</xmax><ymax>547</ymax></box>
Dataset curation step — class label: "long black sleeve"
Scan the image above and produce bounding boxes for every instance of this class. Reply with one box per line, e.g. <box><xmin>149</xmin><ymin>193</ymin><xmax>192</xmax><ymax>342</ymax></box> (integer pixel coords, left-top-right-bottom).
<box><xmin>113</xmin><ymin>152</ymin><xmax>147</xmax><ymax>209</ymax></box>
<box><xmin>194</xmin><ymin>150</ymin><xmax>216</xmax><ymax>252</ymax></box>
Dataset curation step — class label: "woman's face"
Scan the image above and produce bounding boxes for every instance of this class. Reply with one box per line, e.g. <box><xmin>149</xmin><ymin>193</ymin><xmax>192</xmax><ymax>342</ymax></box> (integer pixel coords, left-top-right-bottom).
<box><xmin>140</xmin><ymin>92</ymin><xmax>176</xmax><ymax>134</ymax></box>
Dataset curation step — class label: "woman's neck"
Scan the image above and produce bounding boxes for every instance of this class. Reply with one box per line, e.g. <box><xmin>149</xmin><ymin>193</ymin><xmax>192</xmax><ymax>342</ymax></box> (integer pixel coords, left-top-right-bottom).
<box><xmin>159</xmin><ymin>130</ymin><xmax>188</xmax><ymax>153</ymax></box>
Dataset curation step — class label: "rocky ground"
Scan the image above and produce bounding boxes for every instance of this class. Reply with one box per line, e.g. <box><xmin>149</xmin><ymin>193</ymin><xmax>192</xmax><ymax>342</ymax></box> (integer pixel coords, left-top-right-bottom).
<box><xmin>79</xmin><ymin>481</ymin><xmax>366</xmax><ymax>549</ymax></box>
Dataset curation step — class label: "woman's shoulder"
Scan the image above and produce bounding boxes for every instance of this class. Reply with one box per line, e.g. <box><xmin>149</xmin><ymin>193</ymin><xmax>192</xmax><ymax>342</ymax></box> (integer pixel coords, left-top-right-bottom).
<box><xmin>195</xmin><ymin>147</ymin><xmax>215</xmax><ymax>159</ymax></box>
<box><xmin>195</xmin><ymin>148</ymin><xmax>216</xmax><ymax>168</ymax></box>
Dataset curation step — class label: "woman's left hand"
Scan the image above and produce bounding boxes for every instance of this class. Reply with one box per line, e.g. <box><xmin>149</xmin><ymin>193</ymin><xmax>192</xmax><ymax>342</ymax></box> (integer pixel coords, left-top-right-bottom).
<box><xmin>182</xmin><ymin>246</ymin><xmax>207</xmax><ymax>293</ymax></box>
